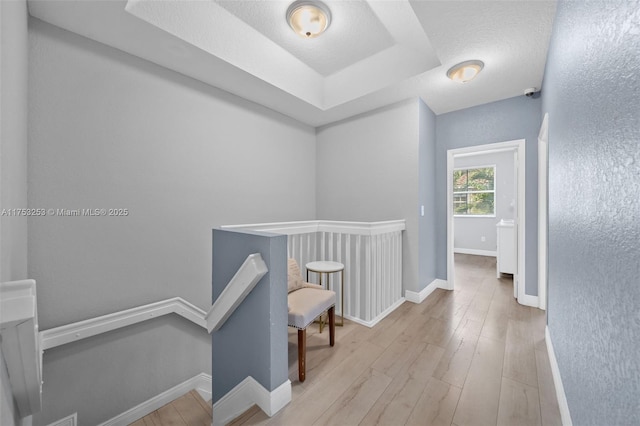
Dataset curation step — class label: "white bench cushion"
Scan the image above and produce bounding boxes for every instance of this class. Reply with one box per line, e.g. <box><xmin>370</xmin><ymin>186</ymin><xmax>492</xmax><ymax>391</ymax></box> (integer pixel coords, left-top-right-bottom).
<box><xmin>287</xmin><ymin>287</ymin><xmax>336</xmax><ymax>330</ymax></box>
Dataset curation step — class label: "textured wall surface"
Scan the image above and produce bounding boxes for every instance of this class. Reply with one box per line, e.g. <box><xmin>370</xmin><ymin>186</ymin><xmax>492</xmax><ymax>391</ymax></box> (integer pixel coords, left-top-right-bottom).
<box><xmin>211</xmin><ymin>229</ymin><xmax>288</xmax><ymax>401</ymax></box>
<box><xmin>436</xmin><ymin>96</ymin><xmax>542</xmax><ymax>296</ymax></box>
<box><xmin>316</xmin><ymin>100</ymin><xmax>421</xmax><ymax>292</ymax></box>
<box><xmin>542</xmin><ymin>1</ymin><xmax>640</xmax><ymax>424</ymax></box>
<box><xmin>0</xmin><ymin>0</ymin><xmax>28</xmax><ymax>283</ymax></box>
<box><xmin>418</xmin><ymin>100</ymin><xmax>437</xmax><ymax>289</ymax></box>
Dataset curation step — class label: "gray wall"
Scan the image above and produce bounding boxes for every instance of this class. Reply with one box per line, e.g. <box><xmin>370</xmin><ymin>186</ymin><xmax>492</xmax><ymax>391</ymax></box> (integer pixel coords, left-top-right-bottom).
<box><xmin>0</xmin><ymin>0</ymin><xmax>29</xmax><ymax>283</ymax></box>
<box><xmin>1</xmin><ymin>351</ymin><xmax>17</xmax><ymax>426</ymax></box>
<box><xmin>542</xmin><ymin>1</ymin><xmax>640</xmax><ymax>424</ymax></box>
<box><xmin>454</xmin><ymin>151</ymin><xmax>516</xmax><ymax>253</ymax></box>
<box><xmin>33</xmin><ymin>316</ymin><xmax>211</xmax><ymax>425</ymax></box>
<box><xmin>436</xmin><ymin>96</ymin><xmax>541</xmax><ymax>296</ymax></box>
<box><xmin>28</xmin><ymin>19</ymin><xmax>315</xmax><ymax>424</ymax></box>
<box><xmin>316</xmin><ymin>100</ymin><xmax>422</xmax><ymax>292</ymax></box>
<box><xmin>418</xmin><ymin>100</ymin><xmax>437</xmax><ymax>289</ymax></box>
<box><xmin>212</xmin><ymin>229</ymin><xmax>288</xmax><ymax>401</ymax></box>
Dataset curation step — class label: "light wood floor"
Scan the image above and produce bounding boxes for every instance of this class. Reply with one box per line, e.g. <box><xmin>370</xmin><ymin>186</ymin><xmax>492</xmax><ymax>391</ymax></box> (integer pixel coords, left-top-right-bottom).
<box><xmin>130</xmin><ymin>390</ymin><xmax>211</xmax><ymax>426</ymax></box>
<box><xmin>133</xmin><ymin>254</ymin><xmax>562</xmax><ymax>426</ymax></box>
<box><xmin>231</xmin><ymin>254</ymin><xmax>561</xmax><ymax>426</ymax></box>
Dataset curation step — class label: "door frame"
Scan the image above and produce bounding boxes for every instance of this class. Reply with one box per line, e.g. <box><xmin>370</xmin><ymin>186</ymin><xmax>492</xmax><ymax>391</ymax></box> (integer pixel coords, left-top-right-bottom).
<box><xmin>446</xmin><ymin>139</ymin><xmax>527</xmax><ymax>305</ymax></box>
<box><xmin>538</xmin><ymin>113</ymin><xmax>549</xmax><ymax>310</ymax></box>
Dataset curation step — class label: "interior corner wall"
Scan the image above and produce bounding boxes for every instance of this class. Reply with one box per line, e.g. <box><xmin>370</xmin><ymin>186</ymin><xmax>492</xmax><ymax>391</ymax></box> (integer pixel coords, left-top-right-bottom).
<box><xmin>0</xmin><ymin>0</ymin><xmax>29</xmax><ymax>284</ymax></box>
<box><xmin>541</xmin><ymin>1</ymin><xmax>640</xmax><ymax>424</ymax></box>
<box><xmin>418</xmin><ymin>99</ymin><xmax>437</xmax><ymax>289</ymax></box>
<box><xmin>435</xmin><ymin>96</ymin><xmax>542</xmax><ymax>296</ymax></box>
<box><xmin>315</xmin><ymin>99</ymin><xmax>421</xmax><ymax>292</ymax></box>
<box><xmin>28</xmin><ymin>18</ymin><xmax>315</xmax><ymax>424</ymax></box>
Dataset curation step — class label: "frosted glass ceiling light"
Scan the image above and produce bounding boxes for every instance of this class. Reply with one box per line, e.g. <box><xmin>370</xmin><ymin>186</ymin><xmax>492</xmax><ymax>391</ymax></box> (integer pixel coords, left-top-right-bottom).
<box><xmin>447</xmin><ymin>60</ymin><xmax>484</xmax><ymax>83</ymax></box>
<box><xmin>287</xmin><ymin>1</ymin><xmax>331</xmax><ymax>38</ymax></box>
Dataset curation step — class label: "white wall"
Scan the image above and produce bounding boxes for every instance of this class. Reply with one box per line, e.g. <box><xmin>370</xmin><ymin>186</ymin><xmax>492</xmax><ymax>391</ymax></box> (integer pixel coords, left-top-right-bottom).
<box><xmin>453</xmin><ymin>150</ymin><xmax>515</xmax><ymax>255</ymax></box>
<box><xmin>1</xmin><ymin>0</ymin><xmax>29</xmax><ymax>283</ymax></box>
<box><xmin>316</xmin><ymin>99</ymin><xmax>421</xmax><ymax>292</ymax></box>
<box><xmin>28</xmin><ymin>19</ymin><xmax>316</xmax><ymax>425</ymax></box>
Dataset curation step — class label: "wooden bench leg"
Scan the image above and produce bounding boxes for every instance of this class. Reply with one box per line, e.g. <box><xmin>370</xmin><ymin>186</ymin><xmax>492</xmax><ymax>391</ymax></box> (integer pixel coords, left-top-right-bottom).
<box><xmin>328</xmin><ymin>306</ymin><xmax>335</xmax><ymax>347</ymax></box>
<box><xmin>298</xmin><ymin>328</ymin><xmax>306</xmax><ymax>382</ymax></box>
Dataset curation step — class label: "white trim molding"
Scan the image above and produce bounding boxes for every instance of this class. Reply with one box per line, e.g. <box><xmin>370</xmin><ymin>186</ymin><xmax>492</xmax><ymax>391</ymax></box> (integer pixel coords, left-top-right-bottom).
<box><xmin>344</xmin><ymin>297</ymin><xmax>405</xmax><ymax>328</ymax></box>
<box><xmin>222</xmin><ymin>219</ymin><xmax>406</xmax><ymax>236</ymax></box>
<box><xmin>538</xmin><ymin>113</ymin><xmax>549</xmax><ymax>310</ymax></box>
<box><xmin>405</xmin><ymin>279</ymin><xmax>448</xmax><ymax>304</ymax></box>
<box><xmin>98</xmin><ymin>373</ymin><xmax>211</xmax><ymax>426</ymax></box>
<box><xmin>40</xmin><ymin>297</ymin><xmax>207</xmax><ymax>350</ymax></box>
<box><xmin>206</xmin><ymin>253</ymin><xmax>267</xmax><ymax>332</ymax></box>
<box><xmin>447</xmin><ymin>140</ymin><xmax>526</xmax><ymax>305</ymax></box>
<box><xmin>545</xmin><ymin>326</ymin><xmax>572</xmax><ymax>426</ymax></box>
<box><xmin>0</xmin><ymin>279</ymin><xmax>42</xmax><ymax>417</ymax></box>
<box><xmin>212</xmin><ymin>377</ymin><xmax>291</xmax><ymax>426</ymax></box>
<box><xmin>518</xmin><ymin>293</ymin><xmax>540</xmax><ymax>308</ymax></box>
<box><xmin>453</xmin><ymin>248</ymin><xmax>497</xmax><ymax>257</ymax></box>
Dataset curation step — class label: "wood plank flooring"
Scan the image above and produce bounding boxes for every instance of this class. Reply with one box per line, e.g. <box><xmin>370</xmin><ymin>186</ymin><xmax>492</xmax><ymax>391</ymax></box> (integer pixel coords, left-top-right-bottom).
<box><xmin>130</xmin><ymin>390</ymin><xmax>211</xmax><ymax>426</ymax></box>
<box><xmin>132</xmin><ymin>254</ymin><xmax>562</xmax><ymax>426</ymax></box>
<box><xmin>232</xmin><ymin>254</ymin><xmax>561</xmax><ymax>426</ymax></box>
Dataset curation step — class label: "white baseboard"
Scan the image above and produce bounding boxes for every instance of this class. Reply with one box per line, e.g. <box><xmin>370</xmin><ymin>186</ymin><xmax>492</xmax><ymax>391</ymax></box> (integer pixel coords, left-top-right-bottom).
<box><xmin>518</xmin><ymin>293</ymin><xmax>540</xmax><ymax>308</ymax></box>
<box><xmin>98</xmin><ymin>373</ymin><xmax>211</xmax><ymax>426</ymax></box>
<box><xmin>405</xmin><ymin>279</ymin><xmax>448</xmax><ymax>304</ymax></box>
<box><xmin>212</xmin><ymin>377</ymin><xmax>291</xmax><ymax>426</ymax></box>
<box><xmin>454</xmin><ymin>248</ymin><xmax>497</xmax><ymax>257</ymax></box>
<box><xmin>545</xmin><ymin>326</ymin><xmax>572</xmax><ymax>426</ymax></box>
<box><xmin>344</xmin><ymin>297</ymin><xmax>405</xmax><ymax>328</ymax></box>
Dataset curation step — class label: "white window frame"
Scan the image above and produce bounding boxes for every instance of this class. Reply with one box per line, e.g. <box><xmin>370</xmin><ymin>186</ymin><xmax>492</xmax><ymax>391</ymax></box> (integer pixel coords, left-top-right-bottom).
<box><xmin>453</xmin><ymin>164</ymin><xmax>496</xmax><ymax>218</ymax></box>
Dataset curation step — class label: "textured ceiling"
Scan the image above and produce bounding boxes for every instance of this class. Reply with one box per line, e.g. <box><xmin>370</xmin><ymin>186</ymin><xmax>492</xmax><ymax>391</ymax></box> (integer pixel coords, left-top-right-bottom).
<box><xmin>27</xmin><ymin>0</ymin><xmax>557</xmax><ymax>127</ymax></box>
<box><xmin>216</xmin><ymin>0</ymin><xmax>395</xmax><ymax>76</ymax></box>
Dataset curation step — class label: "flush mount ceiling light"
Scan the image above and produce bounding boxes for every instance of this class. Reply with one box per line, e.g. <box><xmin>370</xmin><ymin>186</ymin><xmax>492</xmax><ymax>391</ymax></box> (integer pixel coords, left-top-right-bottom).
<box><xmin>447</xmin><ymin>60</ymin><xmax>484</xmax><ymax>83</ymax></box>
<box><xmin>287</xmin><ymin>1</ymin><xmax>331</xmax><ymax>38</ymax></box>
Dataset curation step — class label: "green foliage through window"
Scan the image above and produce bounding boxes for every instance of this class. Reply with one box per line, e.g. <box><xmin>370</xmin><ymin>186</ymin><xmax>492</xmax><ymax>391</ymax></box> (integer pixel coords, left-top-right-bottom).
<box><xmin>453</xmin><ymin>167</ymin><xmax>495</xmax><ymax>215</ymax></box>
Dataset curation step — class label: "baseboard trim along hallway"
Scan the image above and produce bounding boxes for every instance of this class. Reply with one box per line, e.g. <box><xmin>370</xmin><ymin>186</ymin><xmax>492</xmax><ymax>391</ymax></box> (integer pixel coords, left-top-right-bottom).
<box><xmin>545</xmin><ymin>326</ymin><xmax>573</xmax><ymax>426</ymax></box>
<box><xmin>405</xmin><ymin>279</ymin><xmax>448</xmax><ymax>304</ymax></box>
<box><xmin>212</xmin><ymin>377</ymin><xmax>291</xmax><ymax>426</ymax></box>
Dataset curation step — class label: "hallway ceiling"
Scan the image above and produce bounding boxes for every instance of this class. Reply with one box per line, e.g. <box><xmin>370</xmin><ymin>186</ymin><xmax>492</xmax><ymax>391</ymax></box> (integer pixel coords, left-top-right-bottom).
<box><xmin>28</xmin><ymin>0</ymin><xmax>557</xmax><ymax>127</ymax></box>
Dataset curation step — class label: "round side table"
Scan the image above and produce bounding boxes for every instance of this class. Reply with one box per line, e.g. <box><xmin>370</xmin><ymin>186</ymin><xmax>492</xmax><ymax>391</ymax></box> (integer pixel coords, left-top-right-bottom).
<box><xmin>306</xmin><ymin>261</ymin><xmax>345</xmax><ymax>329</ymax></box>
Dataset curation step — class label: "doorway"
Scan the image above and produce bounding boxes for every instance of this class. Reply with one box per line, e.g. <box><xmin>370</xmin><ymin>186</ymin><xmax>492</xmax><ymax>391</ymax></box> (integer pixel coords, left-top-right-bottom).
<box><xmin>446</xmin><ymin>139</ymin><xmax>527</xmax><ymax>304</ymax></box>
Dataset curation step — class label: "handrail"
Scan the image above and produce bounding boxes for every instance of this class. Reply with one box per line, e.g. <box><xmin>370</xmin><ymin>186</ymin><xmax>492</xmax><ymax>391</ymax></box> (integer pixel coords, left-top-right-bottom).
<box><xmin>40</xmin><ymin>253</ymin><xmax>268</xmax><ymax>349</ymax></box>
<box><xmin>0</xmin><ymin>279</ymin><xmax>42</xmax><ymax>417</ymax></box>
<box><xmin>40</xmin><ymin>297</ymin><xmax>208</xmax><ymax>350</ymax></box>
<box><xmin>206</xmin><ymin>253</ymin><xmax>268</xmax><ymax>332</ymax></box>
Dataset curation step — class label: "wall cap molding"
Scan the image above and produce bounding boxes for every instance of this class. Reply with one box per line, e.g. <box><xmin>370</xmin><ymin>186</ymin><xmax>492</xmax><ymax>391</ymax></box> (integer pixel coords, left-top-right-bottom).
<box><xmin>222</xmin><ymin>219</ymin><xmax>406</xmax><ymax>236</ymax></box>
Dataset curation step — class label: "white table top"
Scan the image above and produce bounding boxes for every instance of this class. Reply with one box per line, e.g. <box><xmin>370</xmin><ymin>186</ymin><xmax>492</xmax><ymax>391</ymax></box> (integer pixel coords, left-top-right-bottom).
<box><xmin>306</xmin><ymin>261</ymin><xmax>344</xmax><ymax>273</ymax></box>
